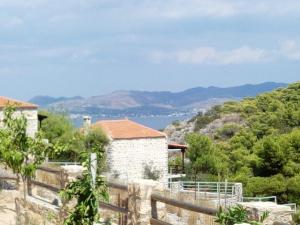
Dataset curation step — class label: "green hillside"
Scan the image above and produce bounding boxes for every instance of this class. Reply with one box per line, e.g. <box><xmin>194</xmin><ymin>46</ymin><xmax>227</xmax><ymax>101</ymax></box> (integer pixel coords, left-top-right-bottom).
<box><xmin>187</xmin><ymin>82</ymin><xmax>300</xmax><ymax>204</ymax></box>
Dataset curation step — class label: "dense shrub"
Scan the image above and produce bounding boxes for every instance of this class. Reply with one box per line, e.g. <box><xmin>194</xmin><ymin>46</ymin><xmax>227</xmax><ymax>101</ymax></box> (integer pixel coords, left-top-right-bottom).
<box><xmin>186</xmin><ymin>82</ymin><xmax>300</xmax><ymax>204</ymax></box>
<box><xmin>244</xmin><ymin>175</ymin><xmax>287</xmax><ymax>198</ymax></box>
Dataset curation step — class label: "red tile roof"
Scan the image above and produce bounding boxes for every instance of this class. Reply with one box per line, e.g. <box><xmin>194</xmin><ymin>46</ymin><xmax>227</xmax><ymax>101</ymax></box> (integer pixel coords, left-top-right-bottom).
<box><xmin>0</xmin><ymin>96</ymin><xmax>37</xmax><ymax>109</ymax></box>
<box><xmin>92</xmin><ymin>119</ymin><xmax>166</xmax><ymax>140</ymax></box>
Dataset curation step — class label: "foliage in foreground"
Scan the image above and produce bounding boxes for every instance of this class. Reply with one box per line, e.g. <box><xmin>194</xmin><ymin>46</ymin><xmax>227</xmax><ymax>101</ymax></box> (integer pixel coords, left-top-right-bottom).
<box><xmin>215</xmin><ymin>205</ymin><xmax>269</xmax><ymax>225</ymax></box>
<box><xmin>0</xmin><ymin>106</ymin><xmax>52</xmax><ymax>197</ymax></box>
<box><xmin>60</xmin><ymin>127</ymin><xmax>109</xmax><ymax>225</ymax></box>
<box><xmin>61</xmin><ymin>172</ymin><xmax>108</xmax><ymax>225</ymax></box>
<box><xmin>186</xmin><ymin>82</ymin><xmax>300</xmax><ymax>204</ymax></box>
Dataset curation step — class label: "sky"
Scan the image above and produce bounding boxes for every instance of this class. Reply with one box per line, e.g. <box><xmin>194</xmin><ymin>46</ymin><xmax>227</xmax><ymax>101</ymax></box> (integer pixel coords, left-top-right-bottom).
<box><xmin>0</xmin><ymin>0</ymin><xmax>300</xmax><ymax>100</ymax></box>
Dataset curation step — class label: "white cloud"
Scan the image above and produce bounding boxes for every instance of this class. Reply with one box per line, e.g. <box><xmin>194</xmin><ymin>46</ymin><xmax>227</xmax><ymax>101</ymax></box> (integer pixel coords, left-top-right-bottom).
<box><xmin>120</xmin><ymin>0</ymin><xmax>300</xmax><ymax>20</ymax></box>
<box><xmin>280</xmin><ymin>40</ymin><xmax>300</xmax><ymax>60</ymax></box>
<box><xmin>150</xmin><ymin>46</ymin><xmax>269</xmax><ymax>65</ymax></box>
<box><xmin>150</xmin><ymin>40</ymin><xmax>300</xmax><ymax>65</ymax></box>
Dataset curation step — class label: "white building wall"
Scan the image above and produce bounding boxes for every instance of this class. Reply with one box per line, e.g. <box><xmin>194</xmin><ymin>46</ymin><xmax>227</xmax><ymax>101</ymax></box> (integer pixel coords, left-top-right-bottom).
<box><xmin>107</xmin><ymin>137</ymin><xmax>168</xmax><ymax>183</ymax></box>
<box><xmin>0</xmin><ymin>109</ymin><xmax>38</xmax><ymax>137</ymax></box>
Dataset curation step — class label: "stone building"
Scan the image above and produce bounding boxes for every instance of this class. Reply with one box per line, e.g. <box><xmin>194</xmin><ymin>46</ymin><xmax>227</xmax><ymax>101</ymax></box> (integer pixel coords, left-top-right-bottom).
<box><xmin>0</xmin><ymin>96</ymin><xmax>38</xmax><ymax>137</ymax></box>
<box><xmin>87</xmin><ymin>118</ymin><xmax>168</xmax><ymax>183</ymax></box>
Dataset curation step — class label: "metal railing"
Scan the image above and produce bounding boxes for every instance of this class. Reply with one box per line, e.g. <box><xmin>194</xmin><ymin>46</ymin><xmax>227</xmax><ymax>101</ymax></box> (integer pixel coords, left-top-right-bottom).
<box><xmin>47</xmin><ymin>161</ymin><xmax>81</xmax><ymax>166</ymax></box>
<box><xmin>167</xmin><ymin>181</ymin><xmax>243</xmax><ymax>202</ymax></box>
<box><xmin>281</xmin><ymin>203</ymin><xmax>297</xmax><ymax>213</ymax></box>
<box><xmin>242</xmin><ymin>196</ymin><xmax>277</xmax><ymax>203</ymax></box>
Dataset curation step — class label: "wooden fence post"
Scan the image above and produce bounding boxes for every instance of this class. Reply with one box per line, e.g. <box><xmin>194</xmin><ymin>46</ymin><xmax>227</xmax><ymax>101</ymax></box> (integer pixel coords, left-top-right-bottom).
<box><xmin>151</xmin><ymin>198</ymin><xmax>158</xmax><ymax>220</ymax></box>
<box><xmin>27</xmin><ymin>177</ymin><xmax>32</xmax><ymax>196</ymax></box>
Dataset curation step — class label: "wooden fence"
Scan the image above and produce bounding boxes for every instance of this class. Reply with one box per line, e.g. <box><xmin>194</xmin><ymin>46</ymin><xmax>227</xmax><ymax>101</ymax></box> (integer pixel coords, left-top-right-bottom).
<box><xmin>151</xmin><ymin>193</ymin><xmax>218</xmax><ymax>225</ymax></box>
<box><xmin>99</xmin><ymin>181</ymin><xmax>129</xmax><ymax>225</ymax></box>
<box><xmin>150</xmin><ymin>193</ymin><xmax>291</xmax><ymax>225</ymax></box>
<box><xmin>0</xmin><ymin>169</ymin><xmax>292</xmax><ymax>225</ymax></box>
<box><xmin>27</xmin><ymin>166</ymin><xmax>68</xmax><ymax>198</ymax></box>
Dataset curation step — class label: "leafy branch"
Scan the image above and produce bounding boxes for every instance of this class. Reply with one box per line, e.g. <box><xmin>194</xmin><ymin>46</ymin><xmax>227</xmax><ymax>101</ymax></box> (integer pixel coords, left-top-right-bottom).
<box><xmin>215</xmin><ymin>205</ymin><xmax>269</xmax><ymax>225</ymax></box>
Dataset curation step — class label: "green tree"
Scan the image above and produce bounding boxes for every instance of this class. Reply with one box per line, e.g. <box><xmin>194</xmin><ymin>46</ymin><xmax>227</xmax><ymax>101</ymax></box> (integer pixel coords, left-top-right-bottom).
<box><xmin>40</xmin><ymin>111</ymin><xmax>80</xmax><ymax>161</ymax></box>
<box><xmin>82</xmin><ymin>128</ymin><xmax>108</xmax><ymax>172</ymax></box>
<box><xmin>0</xmin><ymin>107</ymin><xmax>52</xmax><ymax>199</ymax></box>
<box><xmin>186</xmin><ymin>133</ymin><xmax>227</xmax><ymax>179</ymax></box>
<box><xmin>253</xmin><ymin>136</ymin><xmax>289</xmax><ymax>176</ymax></box>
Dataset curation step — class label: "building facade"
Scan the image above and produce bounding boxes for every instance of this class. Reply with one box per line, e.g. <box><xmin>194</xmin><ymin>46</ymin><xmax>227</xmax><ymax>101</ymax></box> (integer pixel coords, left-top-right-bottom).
<box><xmin>88</xmin><ymin>119</ymin><xmax>168</xmax><ymax>183</ymax></box>
<box><xmin>0</xmin><ymin>96</ymin><xmax>38</xmax><ymax>137</ymax></box>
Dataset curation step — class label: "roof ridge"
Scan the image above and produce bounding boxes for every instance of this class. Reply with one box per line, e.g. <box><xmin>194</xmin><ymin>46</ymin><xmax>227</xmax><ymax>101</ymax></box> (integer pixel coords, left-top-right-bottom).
<box><xmin>92</xmin><ymin>119</ymin><xmax>166</xmax><ymax>139</ymax></box>
<box><xmin>0</xmin><ymin>96</ymin><xmax>37</xmax><ymax>108</ymax></box>
<box><xmin>126</xmin><ymin>119</ymin><xmax>166</xmax><ymax>136</ymax></box>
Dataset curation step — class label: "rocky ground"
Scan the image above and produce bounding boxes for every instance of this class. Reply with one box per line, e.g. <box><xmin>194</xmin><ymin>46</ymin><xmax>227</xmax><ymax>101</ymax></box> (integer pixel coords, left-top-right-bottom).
<box><xmin>164</xmin><ymin>113</ymin><xmax>244</xmax><ymax>144</ymax></box>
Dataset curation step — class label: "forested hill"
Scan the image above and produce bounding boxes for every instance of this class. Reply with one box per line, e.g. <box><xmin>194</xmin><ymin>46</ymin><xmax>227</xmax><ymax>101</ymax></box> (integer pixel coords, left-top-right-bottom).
<box><xmin>166</xmin><ymin>82</ymin><xmax>300</xmax><ymax>205</ymax></box>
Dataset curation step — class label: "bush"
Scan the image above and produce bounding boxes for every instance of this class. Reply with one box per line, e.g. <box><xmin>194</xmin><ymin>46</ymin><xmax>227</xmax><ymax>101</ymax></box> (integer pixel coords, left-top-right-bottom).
<box><xmin>143</xmin><ymin>162</ymin><xmax>161</xmax><ymax>180</ymax></box>
<box><xmin>287</xmin><ymin>175</ymin><xmax>300</xmax><ymax>205</ymax></box>
<box><xmin>215</xmin><ymin>204</ymin><xmax>269</xmax><ymax>225</ymax></box>
<box><xmin>215</xmin><ymin>124</ymin><xmax>241</xmax><ymax>140</ymax></box>
<box><xmin>244</xmin><ymin>174</ymin><xmax>287</xmax><ymax>202</ymax></box>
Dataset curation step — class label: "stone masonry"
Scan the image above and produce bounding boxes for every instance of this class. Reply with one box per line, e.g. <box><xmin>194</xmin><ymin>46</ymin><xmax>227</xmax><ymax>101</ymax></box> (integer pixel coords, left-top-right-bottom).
<box><xmin>107</xmin><ymin>137</ymin><xmax>168</xmax><ymax>183</ymax></box>
<box><xmin>0</xmin><ymin>109</ymin><xmax>38</xmax><ymax>137</ymax></box>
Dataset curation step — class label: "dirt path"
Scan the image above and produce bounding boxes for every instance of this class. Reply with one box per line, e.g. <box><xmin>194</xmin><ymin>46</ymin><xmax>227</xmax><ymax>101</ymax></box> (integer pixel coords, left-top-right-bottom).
<box><xmin>0</xmin><ymin>190</ymin><xmax>18</xmax><ymax>225</ymax></box>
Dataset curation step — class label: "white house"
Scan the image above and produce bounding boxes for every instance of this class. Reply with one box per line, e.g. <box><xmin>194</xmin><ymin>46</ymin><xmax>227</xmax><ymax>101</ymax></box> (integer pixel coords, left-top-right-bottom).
<box><xmin>0</xmin><ymin>96</ymin><xmax>38</xmax><ymax>137</ymax></box>
<box><xmin>86</xmin><ymin>118</ymin><xmax>168</xmax><ymax>183</ymax></box>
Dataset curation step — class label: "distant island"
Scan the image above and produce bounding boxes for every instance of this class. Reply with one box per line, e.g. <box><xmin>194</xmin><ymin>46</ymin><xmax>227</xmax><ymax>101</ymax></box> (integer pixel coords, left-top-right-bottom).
<box><xmin>30</xmin><ymin>82</ymin><xmax>287</xmax><ymax>128</ymax></box>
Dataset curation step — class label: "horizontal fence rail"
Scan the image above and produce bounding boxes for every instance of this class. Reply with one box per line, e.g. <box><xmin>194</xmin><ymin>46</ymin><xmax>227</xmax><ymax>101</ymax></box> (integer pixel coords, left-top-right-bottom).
<box><xmin>99</xmin><ymin>201</ymin><xmax>129</xmax><ymax>215</ymax></box>
<box><xmin>107</xmin><ymin>181</ymin><xmax>128</xmax><ymax>191</ymax></box>
<box><xmin>0</xmin><ymin>176</ymin><xmax>17</xmax><ymax>181</ymax></box>
<box><xmin>151</xmin><ymin>193</ymin><xmax>218</xmax><ymax>225</ymax></box>
<box><xmin>152</xmin><ymin>193</ymin><xmax>218</xmax><ymax>216</ymax></box>
<box><xmin>29</xmin><ymin>179</ymin><xmax>61</xmax><ymax>193</ymax></box>
<box><xmin>37</xmin><ymin>166</ymin><xmax>64</xmax><ymax>174</ymax></box>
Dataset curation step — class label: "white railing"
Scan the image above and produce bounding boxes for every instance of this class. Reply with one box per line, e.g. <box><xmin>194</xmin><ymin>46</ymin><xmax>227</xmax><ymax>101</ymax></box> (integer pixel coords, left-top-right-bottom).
<box><xmin>47</xmin><ymin>161</ymin><xmax>81</xmax><ymax>166</ymax></box>
<box><xmin>281</xmin><ymin>203</ymin><xmax>297</xmax><ymax>213</ymax></box>
<box><xmin>167</xmin><ymin>181</ymin><xmax>243</xmax><ymax>207</ymax></box>
<box><xmin>242</xmin><ymin>196</ymin><xmax>277</xmax><ymax>203</ymax></box>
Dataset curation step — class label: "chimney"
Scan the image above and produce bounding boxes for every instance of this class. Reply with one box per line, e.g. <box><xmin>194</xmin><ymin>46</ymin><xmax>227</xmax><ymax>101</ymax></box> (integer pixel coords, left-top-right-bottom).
<box><xmin>83</xmin><ymin>116</ymin><xmax>91</xmax><ymax>135</ymax></box>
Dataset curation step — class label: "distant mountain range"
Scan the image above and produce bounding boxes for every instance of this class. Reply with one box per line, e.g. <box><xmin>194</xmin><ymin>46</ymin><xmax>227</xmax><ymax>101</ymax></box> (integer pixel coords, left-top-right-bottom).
<box><xmin>30</xmin><ymin>82</ymin><xmax>287</xmax><ymax>117</ymax></box>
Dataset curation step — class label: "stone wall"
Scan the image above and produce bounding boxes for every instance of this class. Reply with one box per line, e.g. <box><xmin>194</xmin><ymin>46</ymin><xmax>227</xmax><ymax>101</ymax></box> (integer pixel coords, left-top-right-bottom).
<box><xmin>0</xmin><ymin>109</ymin><xmax>38</xmax><ymax>137</ymax></box>
<box><xmin>239</xmin><ymin>202</ymin><xmax>293</xmax><ymax>225</ymax></box>
<box><xmin>107</xmin><ymin>137</ymin><xmax>168</xmax><ymax>183</ymax></box>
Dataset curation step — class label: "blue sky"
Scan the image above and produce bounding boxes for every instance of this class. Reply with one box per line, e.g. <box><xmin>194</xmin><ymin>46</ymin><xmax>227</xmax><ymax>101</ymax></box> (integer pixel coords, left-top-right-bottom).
<box><xmin>0</xmin><ymin>0</ymin><xmax>300</xmax><ymax>100</ymax></box>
